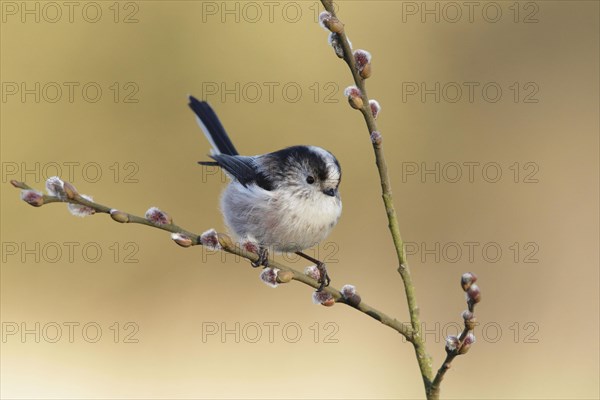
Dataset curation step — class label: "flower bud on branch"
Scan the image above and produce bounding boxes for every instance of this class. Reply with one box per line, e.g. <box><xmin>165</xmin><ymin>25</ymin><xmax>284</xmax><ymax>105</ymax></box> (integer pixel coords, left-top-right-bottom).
<box><xmin>217</xmin><ymin>233</ymin><xmax>234</xmax><ymax>249</ymax></box>
<box><xmin>328</xmin><ymin>33</ymin><xmax>345</xmax><ymax>58</ymax></box>
<box><xmin>458</xmin><ymin>333</ymin><xmax>476</xmax><ymax>355</ymax></box>
<box><xmin>20</xmin><ymin>189</ymin><xmax>44</xmax><ymax>207</ymax></box>
<box><xmin>276</xmin><ymin>270</ymin><xmax>294</xmax><ymax>284</ymax></box>
<box><xmin>171</xmin><ymin>232</ymin><xmax>193</xmax><ymax>248</ymax></box>
<box><xmin>312</xmin><ymin>290</ymin><xmax>335</xmax><ymax>306</ymax></box>
<box><xmin>370</xmin><ymin>131</ymin><xmax>383</xmax><ymax>146</ymax></box>
<box><xmin>110</xmin><ymin>209</ymin><xmax>130</xmax><ymax>223</ymax></box>
<box><xmin>341</xmin><ymin>284</ymin><xmax>361</xmax><ymax>307</ymax></box>
<box><xmin>466</xmin><ymin>284</ymin><xmax>481</xmax><ymax>306</ymax></box>
<box><xmin>461</xmin><ymin>272</ymin><xmax>477</xmax><ymax>291</ymax></box>
<box><xmin>344</xmin><ymin>86</ymin><xmax>363</xmax><ymax>109</ymax></box>
<box><xmin>45</xmin><ymin>176</ymin><xmax>66</xmax><ymax>199</ymax></box>
<box><xmin>145</xmin><ymin>207</ymin><xmax>172</xmax><ymax>225</ymax></box>
<box><xmin>63</xmin><ymin>181</ymin><xmax>79</xmax><ymax>200</ymax></box>
<box><xmin>369</xmin><ymin>100</ymin><xmax>381</xmax><ymax>119</ymax></box>
<box><xmin>445</xmin><ymin>335</ymin><xmax>460</xmax><ymax>353</ymax></box>
<box><xmin>431</xmin><ymin>272</ymin><xmax>482</xmax><ymax>394</ymax></box>
<box><xmin>260</xmin><ymin>267</ymin><xmax>280</xmax><ymax>288</ymax></box>
<box><xmin>353</xmin><ymin>49</ymin><xmax>372</xmax><ymax>79</ymax></box>
<box><xmin>200</xmin><ymin>229</ymin><xmax>221</xmax><ymax>250</ymax></box>
<box><xmin>67</xmin><ymin>195</ymin><xmax>95</xmax><ymax>217</ymax></box>
<box><xmin>318</xmin><ymin>11</ymin><xmax>344</xmax><ymax>33</ymax></box>
<box><xmin>304</xmin><ymin>265</ymin><xmax>321</xmax><ymax>281</ymax></box>
<box><xmin>464</xmin><ymin>316</ymin><xmax>477</xmax><ymax>331</ymax></box>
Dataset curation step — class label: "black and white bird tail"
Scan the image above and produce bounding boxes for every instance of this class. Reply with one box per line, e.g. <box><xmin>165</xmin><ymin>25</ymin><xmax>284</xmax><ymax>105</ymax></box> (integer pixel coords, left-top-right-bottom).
<box><xmin>188</xmin><ymin>95</ymin><xmax>239</xmax><ymax>156</ymax></box>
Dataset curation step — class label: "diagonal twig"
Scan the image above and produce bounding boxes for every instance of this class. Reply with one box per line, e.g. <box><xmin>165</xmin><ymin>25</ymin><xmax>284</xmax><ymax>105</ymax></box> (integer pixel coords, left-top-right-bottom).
<box><xmin>11</xmin><ymin>179</ymin><xmax>413</xmax><ymax>340</ymax></box>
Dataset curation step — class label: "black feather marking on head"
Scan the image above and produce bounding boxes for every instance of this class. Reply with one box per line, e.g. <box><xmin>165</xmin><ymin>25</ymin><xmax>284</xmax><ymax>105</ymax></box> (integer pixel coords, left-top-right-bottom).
<box><xmin>263</xmin><ymin>146</ymin><xmax>341</xmax><ymax>189</ymax></box>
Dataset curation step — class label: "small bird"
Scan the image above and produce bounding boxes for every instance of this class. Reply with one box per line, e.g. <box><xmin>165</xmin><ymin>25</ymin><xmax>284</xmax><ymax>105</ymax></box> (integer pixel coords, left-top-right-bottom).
<box><xmin>188</xmin><ymin>96</ymin><xmax>342</xmax><ymax>290</ymax></box>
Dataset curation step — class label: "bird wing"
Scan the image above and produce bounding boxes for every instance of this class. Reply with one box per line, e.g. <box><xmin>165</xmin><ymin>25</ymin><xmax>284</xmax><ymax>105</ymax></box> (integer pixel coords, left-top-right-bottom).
<box><xmin>199</xmin><ymin>155</ymin><xmax>274</xmax><ymax>191</ymax></box>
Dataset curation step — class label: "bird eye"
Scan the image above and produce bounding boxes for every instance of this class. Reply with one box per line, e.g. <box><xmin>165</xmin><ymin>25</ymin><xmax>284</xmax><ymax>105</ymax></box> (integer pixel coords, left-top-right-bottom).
<box><xmin>306</xmin><ymin>176</ymin><xmax>315</xmax><ymax>184</ymax></box>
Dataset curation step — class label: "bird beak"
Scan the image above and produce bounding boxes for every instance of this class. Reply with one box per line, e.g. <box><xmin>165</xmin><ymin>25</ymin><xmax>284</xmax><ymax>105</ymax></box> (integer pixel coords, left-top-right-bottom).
<box><xmin>323</xmin><ymin>188</ymin><xmax>336</xmax><ymax>197</ymax></box>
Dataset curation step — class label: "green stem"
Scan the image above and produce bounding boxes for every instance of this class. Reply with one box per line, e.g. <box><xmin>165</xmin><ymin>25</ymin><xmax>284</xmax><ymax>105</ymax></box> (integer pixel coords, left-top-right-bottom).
<box><xmin>319</xmin><ymin>0</ymin><xmax>434</xmax><ymax>396</ymax></box>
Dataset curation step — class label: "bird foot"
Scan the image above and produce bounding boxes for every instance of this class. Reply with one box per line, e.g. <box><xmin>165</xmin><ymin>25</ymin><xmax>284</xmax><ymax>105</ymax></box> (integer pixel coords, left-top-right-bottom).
<box><xmin>316</xmin><ymin>262</ymin><xmax>331</xmax><ymax>292</ymax></box>
<box><xmin>251</xmin><ymin>247</ymin><xmax>269</xmax><ymax>268</ymax></box>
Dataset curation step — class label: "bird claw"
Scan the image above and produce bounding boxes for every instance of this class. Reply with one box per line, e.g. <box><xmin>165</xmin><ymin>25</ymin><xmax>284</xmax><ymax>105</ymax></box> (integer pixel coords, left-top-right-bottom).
<box><xmin>251</xmin><ymin>247</ymin><xmax>269</xmax><ymax>268</ymax></box>
<box><xmin>316</xmin><ymin>262</ymin><xmax>331</xmax><ymax>292</ymax></box>
<box><xmin>293</xmin><ymin>251</ymin><xmax>333</xmax><ymax>291</ymax></box>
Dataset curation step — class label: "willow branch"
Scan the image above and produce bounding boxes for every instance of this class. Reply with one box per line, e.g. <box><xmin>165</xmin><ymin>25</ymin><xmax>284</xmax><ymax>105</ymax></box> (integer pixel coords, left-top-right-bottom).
<box><xmin>11</xmin><ymin>179</ymin><xmax>413</xmax><ymax>340</ymax></box>
<box><xmin>428</xmin><ymin>274</ymin><xmax>481</xmax><ymax>399</ymax></box>
<box><xmin>319</xmin><ymin>0</ymin><xmax>433</xmax><ymax>392</ymax></box>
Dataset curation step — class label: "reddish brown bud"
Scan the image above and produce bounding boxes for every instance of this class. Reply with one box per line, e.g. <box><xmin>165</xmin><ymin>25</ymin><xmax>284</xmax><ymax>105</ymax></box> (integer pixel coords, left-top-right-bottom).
<box><xmin>353</xmin><ymin>49</ymin><xmax>372</xmax><ymax>74</ymax></box>
<box><xmin>370</xmin><ymin>131</ymin><xmax>382</xmax><ymax>146</ymax></box>
<box><xmin>260</xmin><ymin>268</ymin><xmax>279</xmax><ymax>288</ymax></box>
<box><xmin>171</xmin><ymin>233</ymin><xmax>193</xmax><ymax>248</ymax></box>
<box><xmin>62</xmin><ymin>181</ymin><xmax>78</xmax><ymax>199</ymax></box>
<box><xmin>20</xmin><ymin>190</ymin><xmax>44</xmax><ymax>207</ymax></box>
<box><xmin>340</xmin><ymin>285</ymin><xmax>361</xmax><ymax>307</ymax></box>
<box><xmin>345</xmin><ymin>294</ymin><xmax>361</xmax><ymax>307</ymax></box>
<box><xmin>461</xmin><ymin>272</ymin><xmax>478</xmax><ymax>291</ymax></box>
<box><xmin>348</xmin><ymin>96</ymin><xmax>363</xmax><ymax>109</ymax></box>
<box><xmin>321</xmin><ymin>297</ymin><xmax>336</xmax><ymax>307</ymax></box>
<box><xmin>319</xmin><ymin>11</ymin><xmax>344</xmax><ymax>33</ymax></box>
<box><xmin>466</xmin><ymin>284</ymin><xmax>481</xmax><ymax>304</ymax></box>
<box><xmin>200</xmin><ymin>229</ymin><xmax>221</xmax><ymax>250</ymax></box>
<box><xmin>369</xmin><ymin>100</ymin><xmax>381</xmax><ymax>119</ymax></box>
<box><xmin>344</xmin><ymin>86</ymin><xmax>363</xmax><ymax>109</ymax></box>
<box><xmin>459</xmin><ymin>333</ymin><xmax>476</xmax><ymax>354</ymax></box>
<box><xmin>360</xmin><ymin>62</ymin><xmax>372</xmax><ymax>79</ymax></box>
<box><xmin>145</xmin><ymin>207</ymin><xmax>172</xmax><ymax>225</ymax></box>
<box><xmin>312</xmin><ymin>290</ymin><xmax>333</xmax><ymax>305</ymax></box>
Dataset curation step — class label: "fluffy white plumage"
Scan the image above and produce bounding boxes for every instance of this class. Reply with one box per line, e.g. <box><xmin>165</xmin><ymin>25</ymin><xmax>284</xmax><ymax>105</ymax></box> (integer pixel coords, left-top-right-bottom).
<box><xmin>221</xmin><ymin>176</ymin><xmax>342</xmax><ymax>252</ymax></box>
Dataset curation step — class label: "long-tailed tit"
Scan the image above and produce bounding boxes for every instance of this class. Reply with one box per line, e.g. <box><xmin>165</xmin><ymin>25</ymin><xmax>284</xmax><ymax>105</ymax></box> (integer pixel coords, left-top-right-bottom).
<box><xmin>188</xmin><ymin>96</ymin><xmax>342</xmax><ymax>290</ymax></box>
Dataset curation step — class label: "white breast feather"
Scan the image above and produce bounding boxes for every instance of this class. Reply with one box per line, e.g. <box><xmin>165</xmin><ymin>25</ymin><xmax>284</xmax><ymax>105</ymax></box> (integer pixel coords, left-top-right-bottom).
<box><xmin>220</xmin><ymin>182</ymin><xmax>341</xmax><ymax>252</ymax></box>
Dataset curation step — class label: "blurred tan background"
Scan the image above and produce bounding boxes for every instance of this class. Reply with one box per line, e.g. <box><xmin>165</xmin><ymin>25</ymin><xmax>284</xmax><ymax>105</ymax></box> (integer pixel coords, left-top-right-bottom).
<box><xmin>1</xmin><ymin>1</ymin><xmax>598</xmax><ymax>399</ymax></box>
